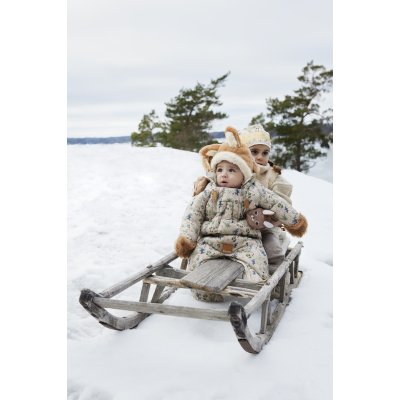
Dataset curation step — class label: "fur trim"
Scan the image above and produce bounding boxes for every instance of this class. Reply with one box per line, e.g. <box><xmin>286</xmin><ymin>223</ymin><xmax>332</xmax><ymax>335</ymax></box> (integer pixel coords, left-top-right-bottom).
<box><xmin>206</xmin><ymin>150</ymin><xmax>218</xmax><ymax>157</ymax></box>
<box><xmin>193</xmin><ymin>176</ymin><xmax>210</xmax><ymax>196</ymax></box>
<box><xmin>199</xmin><ymin>144</ymin><xmax>220</xmax><ymax>171</ymax></box>
<box><xmin>175</xmin><ymin>236</ymin><xmax>197</xmax><ymax>258</ymax></box>
<box><xmin>284</xmin><ymin>214</ymin><xmax>308</xmax><ymax>237</ymax></box>
<box><xmin>272</xmin><ymin>165</ymin><xmax>282</xmax><ymax>174</ymax></box>
<box><xmin>211</xmin><ymin>151</ymin><xmax>253</xmax><ymax>182</ymax></box>
<box><xmin>267</xmin><ymin>161</ymin><xmax>282</xmax><ymax>174</ymax></box>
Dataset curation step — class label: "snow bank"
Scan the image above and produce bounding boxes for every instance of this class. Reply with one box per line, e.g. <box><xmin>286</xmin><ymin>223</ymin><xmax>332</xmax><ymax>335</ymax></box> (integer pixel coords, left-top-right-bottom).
<box><xmin>68</xmin><ymin>144</ymin><xmax>332</xmax><ymax>400</ymax></box>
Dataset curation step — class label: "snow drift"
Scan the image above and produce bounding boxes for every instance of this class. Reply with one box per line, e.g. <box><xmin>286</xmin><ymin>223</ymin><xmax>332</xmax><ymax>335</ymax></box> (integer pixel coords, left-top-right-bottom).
<box><xmin>68</xmin><ymin>144</ymin><xmax>332</xmax><ymax>400</ymax></box>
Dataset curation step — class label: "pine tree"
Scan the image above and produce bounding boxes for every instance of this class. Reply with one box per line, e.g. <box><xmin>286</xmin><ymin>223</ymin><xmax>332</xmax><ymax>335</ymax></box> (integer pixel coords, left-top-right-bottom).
<box><xmin>130</xmin><ymin>110</ymin><xmax>160</xmax><ymax>147</ymax></box>
<box><xmin>158</xmin><ymin>73</ymin><xmax>230</xmax><ymax>151</ymax></box>
<box><xmin>254</xmin><ymin>61</ymin><xmax>333</xmax><ymax>172</ymax></box>
<box><xmin>249</xmin><ymin>113</ymin><xmax>267</xmax><ymax>127</ymax></box>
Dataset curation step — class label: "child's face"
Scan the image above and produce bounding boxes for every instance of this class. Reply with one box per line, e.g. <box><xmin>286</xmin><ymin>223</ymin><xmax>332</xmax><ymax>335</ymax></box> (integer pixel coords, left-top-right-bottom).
<box><xmin>216</xmin><ymin>161</ymin><xmax>244</xmax><ymax>188</ymax></box>
<box><xmin>250</xmin><ymin>144</ymin><xmax>270</xmax><ymax>166</ymax></box>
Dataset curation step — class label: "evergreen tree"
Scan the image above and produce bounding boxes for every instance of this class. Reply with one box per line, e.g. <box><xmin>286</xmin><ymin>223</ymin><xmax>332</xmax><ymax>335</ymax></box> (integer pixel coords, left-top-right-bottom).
<box><xmin>158</xmin><ymin>73</ymin><xmax>230</xmax><ymax>151</ymax></box>
<box><xmin>130</xmin><ymin>110</ymin><xmax>160</xmax><ymax>147</ymax></box>
<box><xmin>254</xmin><ymin>61</ymin><xmax>333</xmax><ymax>172</ymax></box>
<box><xmin>249</xmin><ymin>113</ymin><xmax>267</xmax><ymax>127</ymax></box>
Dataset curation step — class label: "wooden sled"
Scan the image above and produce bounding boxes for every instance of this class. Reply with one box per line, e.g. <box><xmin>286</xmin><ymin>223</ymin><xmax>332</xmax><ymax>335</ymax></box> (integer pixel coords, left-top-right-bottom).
<box><xmin>79</xmin><ymin>241</ymin><xmax>303</xmax><ymax>354</ymax></box>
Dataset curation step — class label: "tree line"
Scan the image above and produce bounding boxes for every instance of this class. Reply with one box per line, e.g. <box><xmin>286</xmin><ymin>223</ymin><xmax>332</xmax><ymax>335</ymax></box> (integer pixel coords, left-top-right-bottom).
<box><xmin>130</xmin><ymin>61</ymin><xmax>333</xmax><ymax>173</ymax></box>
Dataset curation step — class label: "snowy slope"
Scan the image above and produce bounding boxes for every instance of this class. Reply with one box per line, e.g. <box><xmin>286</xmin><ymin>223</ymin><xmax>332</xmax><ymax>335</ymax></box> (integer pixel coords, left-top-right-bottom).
<box><xmin>68</xmin><ymin>144</ymin><xmax>332</xmax><ymax>400</ymax></box>
<box><xmin>307</xmin><ymin>147</ymin><xmax>333</xmax><ymax>183</ymax></box>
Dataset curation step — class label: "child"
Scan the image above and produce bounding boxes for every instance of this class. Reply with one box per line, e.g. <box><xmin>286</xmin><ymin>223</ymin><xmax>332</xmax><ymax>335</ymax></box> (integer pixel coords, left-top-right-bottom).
<box><xmin>175</xmin><ymin>126</ymin><xmax>307</xmax><ymax>287</ymax></box>
<box><xmin>239</xmin><ymin>124</ymin><xmax>293</xmax><ymax>266</ymax></box>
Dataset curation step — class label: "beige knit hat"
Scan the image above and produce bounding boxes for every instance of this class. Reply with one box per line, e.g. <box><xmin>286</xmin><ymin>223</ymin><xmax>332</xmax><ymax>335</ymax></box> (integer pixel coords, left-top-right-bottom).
<box><xmin>239</xmin><ymin>124</ymin><xmax>271</xmax><ymax>150</ymax></box>
<box><xmin>199</xmin><ymin>126</ymin><xmax>259</xmax><ymax>182</ymax></box>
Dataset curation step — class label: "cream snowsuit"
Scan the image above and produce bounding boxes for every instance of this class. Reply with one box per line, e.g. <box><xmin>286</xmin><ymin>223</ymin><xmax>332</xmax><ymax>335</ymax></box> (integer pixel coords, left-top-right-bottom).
<box><xmin>179</xmin><ymin>176</ymin><xmax>302</xmax><ymax>283</ymax></box>
<box><xmin>257</xmin><ymin>163</ymin><xmax>293</xmax><ymax>265</ymax></box>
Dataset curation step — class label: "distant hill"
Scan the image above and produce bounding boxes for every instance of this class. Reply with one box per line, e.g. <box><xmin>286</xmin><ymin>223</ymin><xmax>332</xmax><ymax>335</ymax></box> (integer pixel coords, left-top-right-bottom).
<box><xmin>67</xmin><ymin>136</ymin><xmax>131</xmax><ymax>145</ymax></box>
<box><xmin>210</xmin><ymin>131</ymin><xmax>224</xmax><ymax>138</ymax></box>
<box><xmin>67</xmin><ymin>132</ymin><xmax>224</xmax><ymax>145</ymax></box>
<box><xmin>66</xmin><ymin>126</ymin><xmax>332</xmax><ymax>145</ymax></box>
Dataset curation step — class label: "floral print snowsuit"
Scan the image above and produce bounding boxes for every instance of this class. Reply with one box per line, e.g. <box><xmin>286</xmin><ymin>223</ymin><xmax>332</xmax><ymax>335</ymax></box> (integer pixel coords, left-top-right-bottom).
<box><xmin>179</xmin><ymin>176</ymin><xmax>301</xmax><ymax>282</ymax></box>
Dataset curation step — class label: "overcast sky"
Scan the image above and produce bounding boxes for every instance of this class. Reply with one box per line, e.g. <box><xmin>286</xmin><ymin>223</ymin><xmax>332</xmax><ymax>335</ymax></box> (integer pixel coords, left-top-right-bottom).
<box><xmin>67</xmin><ymin>0</ymin><xmax>332</xmax><ymax>138</ymax></box>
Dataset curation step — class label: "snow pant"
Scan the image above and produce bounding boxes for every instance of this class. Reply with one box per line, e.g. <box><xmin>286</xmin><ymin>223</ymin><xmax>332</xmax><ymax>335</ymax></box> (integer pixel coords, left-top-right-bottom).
<box><xmin>261</xmin><ymin>227</ymin><xmax>290</xmax><ymax>268</ymax></box>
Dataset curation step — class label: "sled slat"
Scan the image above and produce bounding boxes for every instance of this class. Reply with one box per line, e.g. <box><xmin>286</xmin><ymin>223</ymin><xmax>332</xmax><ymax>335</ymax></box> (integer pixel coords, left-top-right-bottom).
<box><xmin>157</xmin><ymin>267</ymin><xmax>189</xmax><ymax>279</ymax></box>
<box><xmin>157</xmin><ymin>268</ymin><xmax>264</xmax><ymax>291</ymax></box>
<box><xmin>144</xmin><ymin>275</ymin><xmax>258</xmax><ymax>297</ymax></box>
<box><xmin>260</xmin><ymin>298</ymin><xmax>271</xmax><ymax>334</ymax></box>
<box><xmin>93</xmin><ymin>297</ymin><xmax>230</xmax><ymax>321</ymax></box>
<box><xmin>99</xmin><ymin>252</ymin><xmax>178</xmax><ymax>298</ymax></box>
<box><xmin>113</xmin><ymin>286</ymin><xmax>178</xmax><ymax>330</ymax></box>
<box><xmin>180</xmin><ymin>259</ymin><xmax>244</xmax><ymax>292</ymax></box>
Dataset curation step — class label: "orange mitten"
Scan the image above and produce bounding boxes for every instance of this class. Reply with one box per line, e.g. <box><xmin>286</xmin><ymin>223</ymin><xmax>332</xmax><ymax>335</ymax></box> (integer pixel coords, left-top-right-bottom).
<box><xmin>175</xmin><ymin>236</ymin><xmax>197</xmax><ymax>258</ymax></box>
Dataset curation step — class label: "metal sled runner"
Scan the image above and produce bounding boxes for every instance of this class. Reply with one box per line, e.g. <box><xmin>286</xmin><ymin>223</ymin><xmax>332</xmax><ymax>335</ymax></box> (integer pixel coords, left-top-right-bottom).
<box><xmin>79</xmin><ymin>241</ymin><xmax>303</xmax><ymax>354</ymax></box>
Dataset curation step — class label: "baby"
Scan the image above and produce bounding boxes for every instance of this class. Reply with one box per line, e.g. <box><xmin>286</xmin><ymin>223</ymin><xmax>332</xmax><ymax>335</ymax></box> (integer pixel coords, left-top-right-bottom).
<box><xmin>175</xmin><ymin>126</ymin><xmax>307</xmax><ymax>285</ymax></box>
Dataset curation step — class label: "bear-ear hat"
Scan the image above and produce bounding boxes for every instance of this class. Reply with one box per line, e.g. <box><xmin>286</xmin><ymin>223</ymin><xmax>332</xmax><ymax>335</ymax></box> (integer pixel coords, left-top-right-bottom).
<box><xmin>199</xmin><ymin>126</ymin><xmax>259</xmax><ymax>181</ymax></box>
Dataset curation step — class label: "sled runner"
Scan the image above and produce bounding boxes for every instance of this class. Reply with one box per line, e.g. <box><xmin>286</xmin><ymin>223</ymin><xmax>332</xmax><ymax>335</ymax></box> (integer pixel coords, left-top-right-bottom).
<box><xmin>79</xmin><ymin>241</ymin><xmax>303</xmax><ymax>354</ymax></box>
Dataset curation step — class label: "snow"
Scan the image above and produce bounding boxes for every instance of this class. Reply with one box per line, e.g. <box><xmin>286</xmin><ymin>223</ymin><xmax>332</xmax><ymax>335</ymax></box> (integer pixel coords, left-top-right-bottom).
<box><xmin>307</xmin><ymin>147</ymin><xmax>333</xmax><ymax>183</ymax></box>
<box><xmin>68</xmin><ymin>144</ymin><xmax>332</xmax><ymax>400</ymax></box>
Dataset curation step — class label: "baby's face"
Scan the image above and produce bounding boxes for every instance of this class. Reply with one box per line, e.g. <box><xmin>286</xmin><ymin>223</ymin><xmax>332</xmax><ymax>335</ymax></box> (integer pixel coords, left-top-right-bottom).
<box><xmin>216</xmin><ymin>161</ymin><xmax>244</xmax><ymax>188</ymax></box>
<box><xmin>250</xmin><ymin>144</ymin><xmax>270</xmax><ymax>166</ymax></box>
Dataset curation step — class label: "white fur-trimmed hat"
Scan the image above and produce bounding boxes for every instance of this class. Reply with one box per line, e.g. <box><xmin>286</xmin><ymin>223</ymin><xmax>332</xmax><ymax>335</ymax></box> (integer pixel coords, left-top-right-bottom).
<box><xmin>199</xmin><ymin>126</ymin><xmax>259</xmax><ymax>182</ymax></box>
<box><xmin>239</xmin><ymin>124</ymin><xmax>271</xmax><ymax>149</ymax></box>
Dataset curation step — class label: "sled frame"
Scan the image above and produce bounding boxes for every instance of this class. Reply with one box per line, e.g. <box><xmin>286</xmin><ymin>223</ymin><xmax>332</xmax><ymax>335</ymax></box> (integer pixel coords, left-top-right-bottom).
<box><xmin>79</xmin><ymin>241</ymin><xmax>303</xmax><ymax>354</ymax></box>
